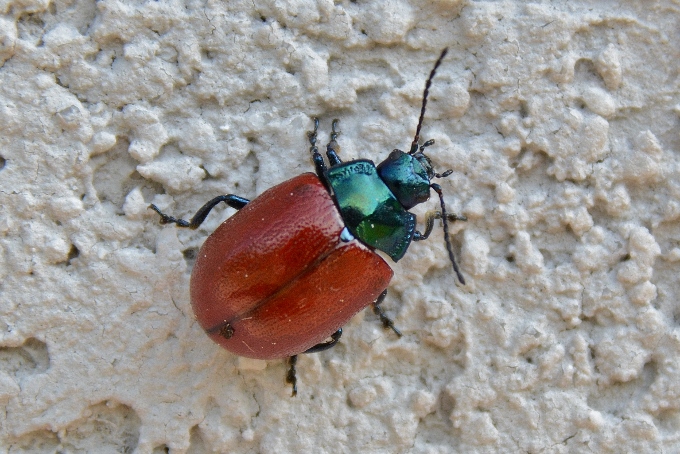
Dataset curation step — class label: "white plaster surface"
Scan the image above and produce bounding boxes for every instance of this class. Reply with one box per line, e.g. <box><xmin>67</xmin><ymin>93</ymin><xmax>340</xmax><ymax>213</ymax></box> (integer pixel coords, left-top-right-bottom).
<box><xmin>1</xmin><ymin>0</ymin><xmax>679</xmax><ymax>452</ymax></box>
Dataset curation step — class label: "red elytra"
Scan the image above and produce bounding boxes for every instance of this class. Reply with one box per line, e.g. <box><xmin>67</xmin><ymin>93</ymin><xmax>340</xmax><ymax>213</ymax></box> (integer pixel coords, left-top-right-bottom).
<box><xmin>190</xmin><ymin>172</ymin><xmax>393</xmax><ymax>360</ymax></box>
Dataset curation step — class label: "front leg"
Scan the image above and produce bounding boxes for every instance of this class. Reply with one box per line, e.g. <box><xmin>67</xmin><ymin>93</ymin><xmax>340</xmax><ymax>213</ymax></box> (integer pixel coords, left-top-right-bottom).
<box><xmin>308</xmin><ymin>117</ymin><xmax>329</xmax><ymax>185</ymax></box>
<box><xmin>325</xmin><ymin>119</ymin><xmax>342</xmax><ymax>167</ymax></box>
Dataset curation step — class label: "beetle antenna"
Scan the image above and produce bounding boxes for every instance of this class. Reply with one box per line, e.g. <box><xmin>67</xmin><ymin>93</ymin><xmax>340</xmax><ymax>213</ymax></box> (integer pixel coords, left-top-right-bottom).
<box><xmin>410</xmin><ymin>48</ymin><xmax>449</xmax><ymax>155</ymax></box>
<box><xmin>430</xmin><ymin>183</ymin><xmax>465</xmax><ymax>285</ymax></box>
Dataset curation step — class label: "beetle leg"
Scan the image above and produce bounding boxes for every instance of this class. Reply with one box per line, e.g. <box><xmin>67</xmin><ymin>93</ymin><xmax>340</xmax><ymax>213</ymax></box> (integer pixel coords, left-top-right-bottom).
<box><xmin>286</xmin><ymin>329</ymin><xmax>343</xmax><ymax>397</ymax></box>
<box><xmin>326</xmin><ymin>119</ymin><xmax>343</xmax><ymax>167</ymax></box>
<box><xmin>308</xmin><ymin>117</ymin><xmax>329</xmax><ymax>185</ymax></box>
<box><xmin>149</xmin><ymin>195</ymin><xmax>249</xmax><ymax>229</ymax></box>
<box><xmin>413</xmin><ymin>211</ymin><xmax>467</xmax><ymax>241</ymax></box>
<box><xmin>302</xmin><ymin>329</ymin><xmax>343</xmax><ymax>354</ymax></box>
<box><xmin>372</xmin><ymin>290</ymin><xmax>402</xmax><ymax>337</ymax></box>
<box><xmin>286</xmin><ymin>355</ymin><xmax>298</xmax><ymax>397</ymax></box>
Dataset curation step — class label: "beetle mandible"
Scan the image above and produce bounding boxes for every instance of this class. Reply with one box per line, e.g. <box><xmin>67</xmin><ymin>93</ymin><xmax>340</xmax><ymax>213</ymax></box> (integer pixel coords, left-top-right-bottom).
<box><xmin>150</xmin><ymin>48</ymin><xmax>466</xmax><ymax>396</ymax></box>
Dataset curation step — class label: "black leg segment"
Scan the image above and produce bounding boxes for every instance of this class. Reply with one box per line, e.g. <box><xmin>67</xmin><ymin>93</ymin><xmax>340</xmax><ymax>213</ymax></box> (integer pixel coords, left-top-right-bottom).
<box><xmin>285</xmin><ymin>329</ymin><xmax>343</xmax><ymax>397</ymax></box>
<box><xmin>303</xmin><ymin>329</ymin><xmax>343</xmax><ymax>354</ymax></box>
<box><xmin>308</xmin><ymin>117</ymin><xmax>345</xmax><ymax>186</ymax></box>
<box><xmin>286</xmin><ymin>355</ymin><xmax>298</xmax><ymax>397</ymax></box>
<box><xmin>149</xmin><ymin>194</ymin><xmax>249</xmax><ymax>230</ymax></box>
<box><xmin>372</xmin><ymin>290</ymin><xmax>402</xmax><ymax>337</ymax></box>
<box><xmin>325</xmin><ymin>119</ymin><xmax>342</xmax><ymax>167</ymax></box>
<box><xmin>308</xmin><ymin>117</ymin><xmax>329</xmax><ymax>186</ymax></box>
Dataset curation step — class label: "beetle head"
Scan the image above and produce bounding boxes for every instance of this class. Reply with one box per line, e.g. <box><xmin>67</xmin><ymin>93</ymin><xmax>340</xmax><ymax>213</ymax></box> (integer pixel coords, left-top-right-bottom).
<box><xmin>376</xmin><ymin>149</ymin><xmax>432</xmax><ymax>209</ymax></box>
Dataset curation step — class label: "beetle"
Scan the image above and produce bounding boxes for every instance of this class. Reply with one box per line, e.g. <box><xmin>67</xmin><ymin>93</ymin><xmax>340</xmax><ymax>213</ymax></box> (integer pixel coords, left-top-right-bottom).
<box><xmin>149</xmin><ymin>48</ymin><xmax>465</xmax><ymax>396</ymax></box>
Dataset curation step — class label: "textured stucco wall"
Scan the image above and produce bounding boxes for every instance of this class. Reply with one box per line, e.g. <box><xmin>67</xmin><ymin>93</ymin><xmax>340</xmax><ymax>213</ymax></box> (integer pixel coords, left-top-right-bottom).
<box><xmin>2</xmin><ymin>0</ymin><xmax>680</xmax><ymax>452</ymax></box>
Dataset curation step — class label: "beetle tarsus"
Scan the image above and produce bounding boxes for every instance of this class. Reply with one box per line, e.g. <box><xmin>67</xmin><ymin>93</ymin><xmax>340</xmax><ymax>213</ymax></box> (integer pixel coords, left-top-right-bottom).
<box><xmin>419</xmin><ymin>139</ymin><xmax>435</xmax><ymax>152</ymax></box>
<box><xmin>286</xmin><ymin>355</ymin><xmax>298</xmax><ymax>397</ymax></box>
<box><xmin>372</xmin><ymin>290</ymin><xmax>402</xmax><ymax>337</ymax></box>
<box><xmin>330</xmin><ymin>119</ymin><xmax>340</xmax><ymax>141</ymax></box>
<box><xmin>149</xmin><ymin>204</ymin><xmax>191</xmax><ymax>227</ymax></box>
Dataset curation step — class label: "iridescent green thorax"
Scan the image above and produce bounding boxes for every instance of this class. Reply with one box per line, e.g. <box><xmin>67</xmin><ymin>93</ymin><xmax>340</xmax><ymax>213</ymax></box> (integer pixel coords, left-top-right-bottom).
<box><xmin>376</xmin><ymin>150</ymin><xmax>433</xmax><ymax>209</ymax></box>
<box><xmin>325</xmin><ymin>160</ymin><xmax>416</xmax><ymax>262</ymax></box>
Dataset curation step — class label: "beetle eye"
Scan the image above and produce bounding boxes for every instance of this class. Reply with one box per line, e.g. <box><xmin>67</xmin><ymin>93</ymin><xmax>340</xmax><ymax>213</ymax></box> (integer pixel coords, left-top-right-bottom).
<box><xmin>389</xmin><ymin>149</ymin><xmax>404</xmax><ymax>160</ymax></box>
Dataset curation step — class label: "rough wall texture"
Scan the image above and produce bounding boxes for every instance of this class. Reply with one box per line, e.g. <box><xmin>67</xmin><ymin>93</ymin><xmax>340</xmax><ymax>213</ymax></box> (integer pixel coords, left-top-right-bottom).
<box><xmin>1</xmin><ymin>0</ymin><xmax>679</xmax><ymax>452</ymax></box>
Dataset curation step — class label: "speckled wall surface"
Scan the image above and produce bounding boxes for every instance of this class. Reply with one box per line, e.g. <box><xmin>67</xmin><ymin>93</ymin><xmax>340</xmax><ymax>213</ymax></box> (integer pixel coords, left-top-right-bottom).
<box><xmin>1</xmin><ymin>0</ymin><xmax>679</xmax><ymax>452</ymax></box>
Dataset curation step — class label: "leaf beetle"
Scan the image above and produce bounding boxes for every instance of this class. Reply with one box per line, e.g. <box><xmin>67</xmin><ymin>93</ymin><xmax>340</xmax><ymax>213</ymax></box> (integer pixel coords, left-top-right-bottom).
<box><xmin>150</xmin><ymin>49</ymin><xmax>466</xmax><ymax>396</ymax></box>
